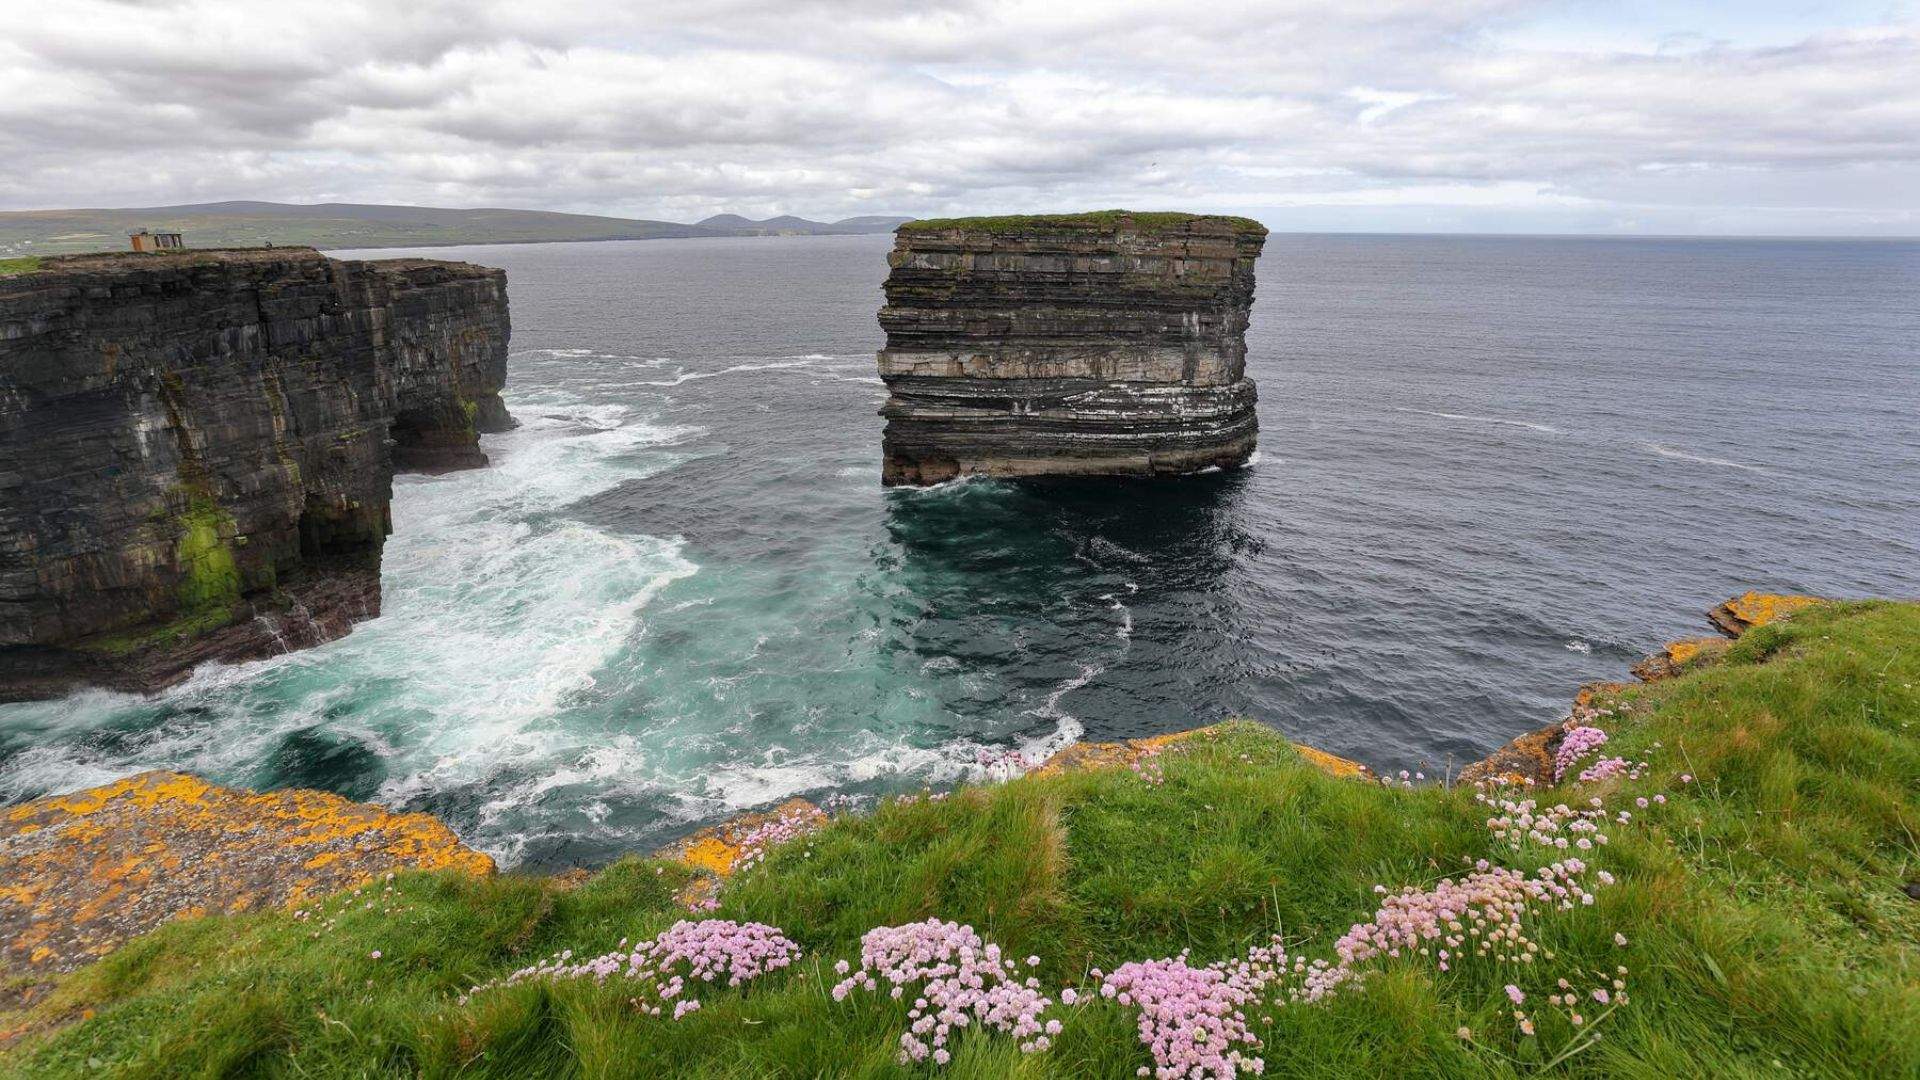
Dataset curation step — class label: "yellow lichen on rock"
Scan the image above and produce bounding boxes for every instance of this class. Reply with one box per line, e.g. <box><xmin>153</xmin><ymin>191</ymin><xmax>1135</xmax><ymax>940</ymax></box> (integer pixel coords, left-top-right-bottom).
<box><xmin>655</xmin><ymin>798</ymin><xmax>826</xmax><ymax>879</ymax></box>
<box><xmin>1709</xmin><ymin>591</ymin><xmax>1821</xmax><ymax>637</ymax></box>
<box><xmin>1630</xmin><ymin>637</ymin><xmax>1728</xmax><ymax>683</ymax></box>
<box><xmin>0</xmin><ymin>771</ymin><xmax>493</xmax><ymax>973</ymax></box>
<box><xmin>1292</xmin><ymin>743</ymin><xmax>1371</xmax><ymax>779</ymax></box>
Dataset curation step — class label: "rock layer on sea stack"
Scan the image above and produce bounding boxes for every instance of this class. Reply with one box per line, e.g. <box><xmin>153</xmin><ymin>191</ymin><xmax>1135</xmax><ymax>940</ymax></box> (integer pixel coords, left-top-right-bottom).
<box><xmin>0</xmin><ymin>248</ymin><xmax>511</xmax><ymax>701</ymax></box>
<box><xmin>876</xmin><ymin>211</ymin><xmax>1267</xmax><ymax>485</ymax></box>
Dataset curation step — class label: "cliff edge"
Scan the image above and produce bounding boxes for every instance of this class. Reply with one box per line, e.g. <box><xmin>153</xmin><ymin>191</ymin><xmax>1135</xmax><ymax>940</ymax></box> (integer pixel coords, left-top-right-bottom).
<box><xmin>0</xmin><ymin>248</ymin><xmax>512</xmax><ymax>700</ymax></box>
<box><xmin>876</xmin><ymin>211</ymin><xmax>1267</xmax><ymax>484</ymax></box>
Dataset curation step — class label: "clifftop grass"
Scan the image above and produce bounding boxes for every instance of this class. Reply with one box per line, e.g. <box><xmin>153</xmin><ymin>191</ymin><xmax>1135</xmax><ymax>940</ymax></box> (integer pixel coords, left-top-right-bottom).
<box><xmin>899</xmin><ymin>211</ymin><xmax>1268</xmax><ymax>236</ymax></box>
<box><xmin>5</xmin><ymin>601</ymin><xmax>1917</xmax><ymax>1077</ymax></box>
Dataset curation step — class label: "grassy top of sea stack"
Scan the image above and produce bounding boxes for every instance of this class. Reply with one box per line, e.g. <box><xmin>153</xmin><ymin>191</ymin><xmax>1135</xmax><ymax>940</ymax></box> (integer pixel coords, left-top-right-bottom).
<box><xmin>899</xmin><ymin>209</ymin><xmax>1268</xmax><ymax>236</ymax></box>
<box><xmin>4</xmin><ymin>599</ymin><xmax>1917</xmax><ymax>1077</ymax></box>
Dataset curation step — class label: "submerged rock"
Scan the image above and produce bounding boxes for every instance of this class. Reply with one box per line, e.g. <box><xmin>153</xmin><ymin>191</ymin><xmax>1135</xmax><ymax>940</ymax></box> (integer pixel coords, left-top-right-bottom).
<box><xmin>0</xmin><ymin>771</ymin><xmax>492</xmax><ymax>973</ymax></box>
<box><xmin>875</xmin><ymin>211</ymin><xmax>1267</xmax><ymax>484</ymax></box>
<box><xmin>0</xmin><ymin>248</ymin><xmax>512</xmax><ymax>700</ymax></box>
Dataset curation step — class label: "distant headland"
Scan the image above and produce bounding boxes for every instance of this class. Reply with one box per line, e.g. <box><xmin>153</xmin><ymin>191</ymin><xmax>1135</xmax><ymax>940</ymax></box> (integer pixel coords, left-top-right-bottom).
<box><xmin>0</xmin><ymin>201</ymin><xmax>916</xmax><ymax>256</ymax></box>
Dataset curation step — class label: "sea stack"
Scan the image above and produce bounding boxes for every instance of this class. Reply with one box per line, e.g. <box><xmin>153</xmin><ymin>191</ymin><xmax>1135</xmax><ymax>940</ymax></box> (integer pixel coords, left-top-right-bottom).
<box><xmin>876</xmin><ymin>211</ymin><xmax>1267</xmax><ymax>485</ymax></box>
<box><xmin>0</xmin><ymin>247</ymin><xmax>511</xmax><ymax>701</ymax></box>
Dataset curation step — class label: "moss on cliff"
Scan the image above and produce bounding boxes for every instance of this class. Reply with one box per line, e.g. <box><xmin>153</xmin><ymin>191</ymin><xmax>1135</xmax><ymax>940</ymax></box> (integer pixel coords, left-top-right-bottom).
<box><xmin>7</xmin><ymin>601</ymin><xmax>1918</xmax><ymax>1077</ymax></box>
<box><xmin>72</xmin><ymin>495</ymin><xmax>246</xmax><ymax>657</ymax></box>
<box><xmin>899</xmin><ymin>210</ymin><xmax>1268</xmax><ymax>235</ymax></box>
<box><xmin>173</xmin><ymin>494</ymin><xmax>243</xmax><ymax>616</ymax></box>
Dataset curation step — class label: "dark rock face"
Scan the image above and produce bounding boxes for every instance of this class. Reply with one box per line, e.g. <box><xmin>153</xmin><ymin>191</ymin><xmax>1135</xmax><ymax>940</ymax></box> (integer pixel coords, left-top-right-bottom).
<box><xmin>0</xmin><ymin>248</ymin><xmax>510</xmax><ymax>700</ymax></box>
<box><xmin>876</xmin><ymin>213</ymin><xmax>1267</xmax><ymax>485</ymax></box>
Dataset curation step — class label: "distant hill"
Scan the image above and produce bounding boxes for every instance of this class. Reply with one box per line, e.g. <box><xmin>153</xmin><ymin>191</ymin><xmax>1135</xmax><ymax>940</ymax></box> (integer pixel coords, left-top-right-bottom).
<box><xmin>695</xmin><ymin>214</ymin><xmax>913</xmax><ymax>236</ymax></box>
<box><xmin>0</xmin><ymin>202</ymin><xmax>917</xmax><ymax>255</ymax></box>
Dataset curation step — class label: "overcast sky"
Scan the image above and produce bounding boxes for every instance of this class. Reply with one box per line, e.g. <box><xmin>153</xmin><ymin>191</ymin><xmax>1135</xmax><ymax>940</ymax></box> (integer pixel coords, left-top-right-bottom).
<box><xmin>2</xmin><ymin>0</ymin><xmax>1916</xmax><ymax>234</ymax></box>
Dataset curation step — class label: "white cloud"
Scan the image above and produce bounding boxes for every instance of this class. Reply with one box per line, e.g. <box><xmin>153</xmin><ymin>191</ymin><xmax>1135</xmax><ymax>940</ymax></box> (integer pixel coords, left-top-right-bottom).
<box><xmin>0</xmin><ymin>0</ymin><xmax>1914</xmax><ymax>233</ymax></box>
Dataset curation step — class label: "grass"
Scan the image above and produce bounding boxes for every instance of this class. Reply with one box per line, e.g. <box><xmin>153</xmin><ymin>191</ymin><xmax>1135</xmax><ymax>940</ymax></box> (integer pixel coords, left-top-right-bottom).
<box><xmin>0</xmin><ymin>256</ymin><xmax>44</xmax><ymax>275</ymax></box>
<box><xmin>899</xmin><ymin>210</ymin><xmax>1268</xmax><ymax>235</ymax></box>
<box><xmin>5</xmin><ymin>600</ymin><xmax>1917</xmax><ymax>1077</ymax></box>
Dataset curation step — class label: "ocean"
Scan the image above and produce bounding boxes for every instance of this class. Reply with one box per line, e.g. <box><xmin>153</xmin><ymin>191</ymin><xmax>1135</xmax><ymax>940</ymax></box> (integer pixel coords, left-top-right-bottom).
<box><xmin>3</xmin><ymin>232</ymin><xmax>1916</xmax><ymax>869</ymax></box>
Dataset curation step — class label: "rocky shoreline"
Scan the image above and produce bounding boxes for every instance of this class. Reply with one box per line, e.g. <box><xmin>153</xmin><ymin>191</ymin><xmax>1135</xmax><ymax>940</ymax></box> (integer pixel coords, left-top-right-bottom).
<box><xmin>0</xmin><ymin>592</ymin><xmax>1816</xmax><ymax>980</ymax></box>
<box><xmin>0</xmin><ymin>248</ymin><xmax>512</xmax><ymax>701</ymax></box>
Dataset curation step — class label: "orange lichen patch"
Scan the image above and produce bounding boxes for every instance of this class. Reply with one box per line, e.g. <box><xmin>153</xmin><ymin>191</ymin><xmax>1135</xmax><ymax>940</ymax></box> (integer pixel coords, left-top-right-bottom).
<box><xmin>1630</xmin><ymin>637</ymin><xmax>1727</xmax><ymax>683</ymax></box>
<box><xmin>1709</xmin><ymin>591</ymin><xmax>1822</xmax><ymax>637</ymax></box>
<box><xmin>1665</xmin><ymin>639</ymin><xmax>1708</xmax><ymax>665</ymax></box>
<box><xmin>654</xmin><ymin>798</ymin><xmax>826</xmax><ymax>880</ymax></box>
<box><xmin>1293</xmin><ymin>743</ymin><xmax>1370</xmax><ymax>780</ymax></box>
<box><xmin>1459</xmin><ymin>722</ymin><xmax>1561</xmax><ymax>788</ymax></box>
<box><xmin>1573</xmin><ymin>682</ymin><xmax>1631</xmax><ymax>711</ymax></box>
<box><xmin>0</xmin><ymin>771</ymin><xmax>493</xmax><ymax>974</ymax></box>
<box><xmin>1032</xmin><ymin>723</ymin><xmax>1370</xmax><ymax>781</ymax></box>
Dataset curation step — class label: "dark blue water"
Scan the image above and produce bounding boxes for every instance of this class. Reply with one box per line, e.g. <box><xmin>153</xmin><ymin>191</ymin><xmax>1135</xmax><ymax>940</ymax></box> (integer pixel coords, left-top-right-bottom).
<box><xmin>4</xmin><ymin>233</ymin><xmax>1916</xmax><ymax>868</ymax></box>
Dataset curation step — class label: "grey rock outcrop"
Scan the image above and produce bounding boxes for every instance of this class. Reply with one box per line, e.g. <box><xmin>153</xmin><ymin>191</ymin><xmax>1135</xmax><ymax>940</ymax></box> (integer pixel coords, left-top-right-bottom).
<box><xmin>876</xmin><ymin>212</ymin><xmax>1266</xmax><ymax>485</ymax></box>
<box><xmin>0</xmin><ymin>247</ymin><xmax>511</xmax><ymax>700</ymax></box>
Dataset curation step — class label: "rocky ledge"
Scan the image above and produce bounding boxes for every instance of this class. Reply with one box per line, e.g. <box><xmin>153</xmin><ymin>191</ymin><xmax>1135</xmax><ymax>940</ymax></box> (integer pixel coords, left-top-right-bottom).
<box><xmin>0</xmin><ymin>248</ymin><xmax>511</xmax><ymax>700</ymax></box>
<box><xmin>876</xmin><ymin>211</ymin><xmax>1267</xmax><ymax>485</ymax></box>
<box><xmin>0</xmin><ymin>593</ymin><xmax>1818</xmax><ymax>980</ymax></box>
<box><xmin>0</xmin><ymin>771</ymin><xmax>492</xmax><ymax>974</ymax></box>
<box><xmin>1460</xmin><ymin>591</ymin><xmax>1818</xmax><ymax>787</ymax></box>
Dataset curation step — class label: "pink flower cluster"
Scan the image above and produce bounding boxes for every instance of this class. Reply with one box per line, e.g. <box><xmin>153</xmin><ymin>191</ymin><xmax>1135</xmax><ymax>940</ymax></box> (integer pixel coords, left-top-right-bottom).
<box><xmin>830</xmin><ymin>919</ymin><xmax>1055</xmax><ymax>1065</ymax></box>
<box><xmin>1576</xmin><ymin>756</ymin><xmax>1645</xmax><ymax>783</ymax></box>
<box><xmin>975</xmin><ymin>747</ymin><xmax>1033</xmax><ymax>780</ymax></box>
<box><xmin>1131</xmin><ymin>746</ymin><xmax>1166</xmax><ymax>785</ymax></box>
<box><xmin>1101</xmin><ymin>956</ymin><xmax>1266</xmax><ymax>1079</ymax></box>
<box><xmin>820</xmin><ymin>792</ymin><xmax>865</xmax><ymax>815</ymax></box>
<box><xmin>731</xmin><ymin>809</ymin><xmax>822</xmax><ymax>873</ymax></box>
<box><xmin>1336</xmin><ymin>859</ymin><xmax>1597</xmax><ymax>973</ymax></box>
<box><xmin>460</xmin><ymin>919</ymin><xmax>801</xmax><ymax>1017</ymax></box>
<box><xmin>1511</xmin><ymin>964</ymin><xmax>1631</xmax><ymax>1038</ymax></box>
<box><xmin>1093</xmin><ymin>936</ymin><xmax>1356</xmax><ymax>1077</ymax></box>
<box><xmin>1478</xmin><ymin>793</ymin><xmax>1613</xmax><ymax>853</ymax></box>
<box><xmin>1552</xmin><ymin>724</ymin><xmax>1609</xmax><ymax>782</ymax></box>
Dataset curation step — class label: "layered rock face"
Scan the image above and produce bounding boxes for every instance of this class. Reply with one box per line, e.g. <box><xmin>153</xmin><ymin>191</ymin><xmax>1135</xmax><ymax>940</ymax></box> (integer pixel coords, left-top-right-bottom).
<box><xmin>0</xmin><ymin>248</ymin><xmax>510</xmax><ymax>700</ymax></box>
<box><xmin>876</xmin><ymin>212</ymin><xmax>1267</xmax><ymax>485</ymax></box>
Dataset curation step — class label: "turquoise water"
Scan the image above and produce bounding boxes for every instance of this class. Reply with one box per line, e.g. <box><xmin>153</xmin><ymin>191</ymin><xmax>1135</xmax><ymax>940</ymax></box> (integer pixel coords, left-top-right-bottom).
<box><xmin>3</xmin><ymin>233</ymin><xmax>1916</xmax><ymax>868</ymax></box>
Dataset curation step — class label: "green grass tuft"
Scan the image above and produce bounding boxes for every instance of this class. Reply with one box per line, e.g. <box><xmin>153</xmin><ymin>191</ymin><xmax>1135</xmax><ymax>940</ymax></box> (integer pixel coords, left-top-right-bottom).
<box><xmin>0</xmin><ymin>256</ymin><xmax>44</xmax><ymax>275</ymax></box>
<box><xmin>6</xmin><ymin>601</ymin><xmax>1917</xmax><ymax>1076</ymax></box>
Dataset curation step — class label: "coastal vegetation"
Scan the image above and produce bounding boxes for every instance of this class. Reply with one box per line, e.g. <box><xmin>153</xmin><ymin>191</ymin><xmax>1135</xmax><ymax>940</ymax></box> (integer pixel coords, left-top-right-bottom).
<box><xmin>4</xmin><ymin>599</ymin><xmax>1917</xmax><ymax>1077</ymax></box>
<box><xmin>899</xmin><ymin>210</ymin><xmax>1268</xmax><ymax>234</ymax></box>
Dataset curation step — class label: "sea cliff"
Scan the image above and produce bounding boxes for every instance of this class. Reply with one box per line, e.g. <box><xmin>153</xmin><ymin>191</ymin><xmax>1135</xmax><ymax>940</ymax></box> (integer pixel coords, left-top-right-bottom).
<box><xmin>0</xmin><ymin>248</ymin><xmax>511</xmax><ymax>701</ymax></box>
<box><xmin>876</xmin><ymin>211</ymin><xmax>1266</xmax><ymax>484</ymax></box>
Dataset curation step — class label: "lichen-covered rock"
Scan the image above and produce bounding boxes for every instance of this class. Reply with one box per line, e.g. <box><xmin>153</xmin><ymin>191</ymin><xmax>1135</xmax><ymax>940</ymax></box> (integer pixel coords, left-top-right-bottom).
<box><xmin>0</xmin><ymin>248</ymin><xmax>511</xmax><ymax>700</ymax></box>
<box><xmin>1629</xmin><ymin>636</ymin><xmax>1728</xmax><ymax>682</ymax></box>
<box><xmin>1708</xmin><ymin>591</ymin><xmax>1822</xmax><ymax>637</ymax></box>
<box><xmin>655</xmin><ymin>798</ymin><xmax>828</xmax><ymax>879</ymax></box>
<box><xmin>0</xmin><ymin>771</ymin><xmax>492</xmax><ymax>973</ymax></box>
<box><xmin>876</xmin><ymin>212</ymin><xmax>1266</xmax><ymax>484</ymax></box>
